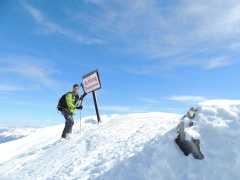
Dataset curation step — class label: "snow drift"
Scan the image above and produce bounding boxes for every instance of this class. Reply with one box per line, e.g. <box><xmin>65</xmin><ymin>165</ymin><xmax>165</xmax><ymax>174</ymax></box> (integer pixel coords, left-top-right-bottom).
<box><xmin>98</xmin><ymin>100</ymin><xmax>240</xmax><ymax>179</ymax></box>
<box><xmin>0</xmin><ymin>100</ymin><xmax>240</xmax><ymax>180</ymax></box>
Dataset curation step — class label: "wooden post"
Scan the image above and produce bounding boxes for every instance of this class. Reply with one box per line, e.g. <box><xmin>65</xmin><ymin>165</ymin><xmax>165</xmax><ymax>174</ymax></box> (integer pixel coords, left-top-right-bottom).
<box><xmin>92</xmin><ymin>91</ymin><xmax>101</xmax><ymax>124</ymax></box>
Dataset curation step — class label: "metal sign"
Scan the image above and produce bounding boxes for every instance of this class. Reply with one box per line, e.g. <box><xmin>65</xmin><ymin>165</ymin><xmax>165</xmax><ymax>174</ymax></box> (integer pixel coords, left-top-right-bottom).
<box><xmin>82</xmin><ymin>70</ymin><xmax>101</xmax><ymax>93</ymax></box>
<box><xmin>82</xmin><ymin>69</ymin><xmax>101</xmax><ymax>124</ymax></box>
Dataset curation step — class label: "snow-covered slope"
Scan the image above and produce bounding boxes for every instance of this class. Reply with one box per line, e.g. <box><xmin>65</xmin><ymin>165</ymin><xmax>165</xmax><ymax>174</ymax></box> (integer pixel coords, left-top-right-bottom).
<box><xmin>0</xmin><ymin>100</ymin><xmax>240</xmax><ymax>180</ymax></box>
<box><xmin>0</xmin><ymin>126</ymin><xmax>39</xmax><ymax>144</ymax></box>
<box><xmin>0</xmin><ymin>112</ymin><xmax>181</xmax><ymax>179</ymax></box>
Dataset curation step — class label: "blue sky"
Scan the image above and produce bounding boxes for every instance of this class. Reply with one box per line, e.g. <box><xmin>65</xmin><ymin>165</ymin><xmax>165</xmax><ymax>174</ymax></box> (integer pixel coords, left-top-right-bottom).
<box><xmin>1</xmin><ymin>0</ymin><xmax>240</xmax><ymax>127</ymax></box>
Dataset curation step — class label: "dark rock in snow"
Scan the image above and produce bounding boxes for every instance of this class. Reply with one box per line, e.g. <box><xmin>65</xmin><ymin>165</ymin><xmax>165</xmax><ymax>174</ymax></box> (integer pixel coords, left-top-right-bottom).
<box><xmin>181</xmin><ymin>107</ymin><xmax>197</xmax><ymax>120</ymax></box>
<box><xmin>175</xmin><ymin>122</ymin><xmax>191</xmax><ymax>156</ymax></box>
<box><xmin>189</xmin><ymin>122</ymin><xmax>194</xmax><ymax>127</ymax></box>
<box><xmin>176</xmin><ymin>110</ymin><xmax>204</xmax><ymax>160</ymax></box>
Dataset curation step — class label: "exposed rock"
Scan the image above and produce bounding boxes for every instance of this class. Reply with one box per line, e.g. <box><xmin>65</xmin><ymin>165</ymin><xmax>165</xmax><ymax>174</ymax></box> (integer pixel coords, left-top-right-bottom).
<box><xmin>175</xmin><ymin>122</ymin><xmax>191</xmax><ymax>156</ymax></box>
<box><xmin>176</xmin><ymin>113</ymin><xmax>204</xmax><ymax>160</ymax></box>
<box><xmin>189</xmin><ymin>122</ymin><xmax>193</xmax><ymax>127</ymax></box>
<box><xmin>181</xmin><ymin>107</ymin><xmax>197</xmax><ymax>120</ymax></box>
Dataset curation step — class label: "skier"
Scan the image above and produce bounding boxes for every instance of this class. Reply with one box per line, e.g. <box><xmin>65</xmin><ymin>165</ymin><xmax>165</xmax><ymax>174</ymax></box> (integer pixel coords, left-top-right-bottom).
<box><xmin>61</xmin><ymin>84</ymin><xmax>87</xmax><ymax>139</ymax></box>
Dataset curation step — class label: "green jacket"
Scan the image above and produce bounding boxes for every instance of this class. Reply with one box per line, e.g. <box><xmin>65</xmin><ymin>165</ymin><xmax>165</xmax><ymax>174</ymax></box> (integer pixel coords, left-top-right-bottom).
<box><xmin>65</xmin><ymin>92</ymin><xmax>78</xmax><ymax>114</ymax></box>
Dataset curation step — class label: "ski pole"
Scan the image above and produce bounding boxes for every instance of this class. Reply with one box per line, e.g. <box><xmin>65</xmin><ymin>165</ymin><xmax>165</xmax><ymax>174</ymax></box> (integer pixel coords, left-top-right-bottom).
<box><xmin>80</xmin><ymin>83</ymin><xmax>94</xmax><ymax>122</ymax></box>
<box><xmin>80</xmin><ymin>108</ymin><xmax>82</xmax><ymax>134</ymax></box>
<box><xmin>80</xmin><ymin>83</ymin><xmax>84</xmax><ymax>92</ymax></box>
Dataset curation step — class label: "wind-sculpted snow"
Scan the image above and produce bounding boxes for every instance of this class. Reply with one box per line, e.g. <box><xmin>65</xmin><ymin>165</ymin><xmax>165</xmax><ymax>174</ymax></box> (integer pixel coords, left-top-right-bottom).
<box><xmin>98</xmin><ymin>100</ymin><xmax>240</xmax><ymax>180</ymax></box>
<box><xmin>0</xmin><ymin>100</ymin><xmax>240</xmax><ymax>180</ymax></box>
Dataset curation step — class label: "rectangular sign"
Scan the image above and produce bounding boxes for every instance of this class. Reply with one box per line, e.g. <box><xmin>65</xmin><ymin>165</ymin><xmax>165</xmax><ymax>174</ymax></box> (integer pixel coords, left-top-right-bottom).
<box><xmin>82</xmin><ymin>69</ymin><xmax>101</xmax><ymax>93</ymax></box>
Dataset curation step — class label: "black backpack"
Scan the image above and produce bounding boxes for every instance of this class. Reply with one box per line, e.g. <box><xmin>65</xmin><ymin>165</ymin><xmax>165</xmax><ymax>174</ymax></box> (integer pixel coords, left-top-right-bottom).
<box><xmin>57</xmin><ymin>92</ymin><xmax>71</xmax><ymax>112</ymax></box>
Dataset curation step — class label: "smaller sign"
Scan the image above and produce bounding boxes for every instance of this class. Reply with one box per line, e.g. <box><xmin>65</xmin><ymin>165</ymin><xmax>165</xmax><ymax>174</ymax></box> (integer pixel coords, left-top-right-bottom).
<box><xmin>82</xmin><ymin>70</ymin><xmax>101</xmax><ymax>93</ymax></box>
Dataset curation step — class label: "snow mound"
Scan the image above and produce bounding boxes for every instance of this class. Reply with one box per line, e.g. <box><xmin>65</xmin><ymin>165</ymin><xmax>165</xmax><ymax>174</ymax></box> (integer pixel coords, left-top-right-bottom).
<box><xmin>98</xmin><ymin>100</ymin><xmax>240</xmax><ymax>180</ymax></box>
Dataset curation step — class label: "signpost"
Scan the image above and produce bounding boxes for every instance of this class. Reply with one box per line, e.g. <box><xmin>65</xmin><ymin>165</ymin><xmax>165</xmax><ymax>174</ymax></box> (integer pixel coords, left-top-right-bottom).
<box><xmin>82</xmin><ymin>70</ymin><xmax>101</xmax><ymax>123</ymax></box>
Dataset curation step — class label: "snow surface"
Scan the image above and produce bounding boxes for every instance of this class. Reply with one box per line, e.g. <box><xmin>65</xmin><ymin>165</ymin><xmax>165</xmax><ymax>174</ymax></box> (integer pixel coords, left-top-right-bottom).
<box><xmin>0</xmin><ymin>100</ymin><xmax>240</xmax><ymax>180</ymax></box>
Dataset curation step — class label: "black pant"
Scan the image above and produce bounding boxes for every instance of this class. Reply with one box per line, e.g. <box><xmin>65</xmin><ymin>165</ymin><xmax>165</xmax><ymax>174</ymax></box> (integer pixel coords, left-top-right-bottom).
<box><xmin>61</xmin><ymin>108</ymin><xmax>74</xmax><ymax>138</ymax></box>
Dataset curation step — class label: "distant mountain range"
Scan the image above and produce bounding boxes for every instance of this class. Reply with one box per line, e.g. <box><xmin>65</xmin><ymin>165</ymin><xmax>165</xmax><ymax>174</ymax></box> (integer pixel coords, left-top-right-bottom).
<box><xmin>0</xmin><ymin>125</ymin><xmax>40</xmax><ymax>144</ymax></box>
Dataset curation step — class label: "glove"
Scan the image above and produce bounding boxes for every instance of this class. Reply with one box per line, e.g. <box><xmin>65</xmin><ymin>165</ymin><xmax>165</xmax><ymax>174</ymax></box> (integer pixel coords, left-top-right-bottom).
<box><xmin>76</xmin><ymin>105</ymin><xmax>83</xmax><ymax>110</ymax></box>
<box><xmin>80</xmin><ymin>92</ymin><xmax>87</xmax><ymax>101</ymax></box>
<box><xmin>83</xmin><ymin>92</ymin><xmax>87</xmax><ymax>97</ymax></box>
